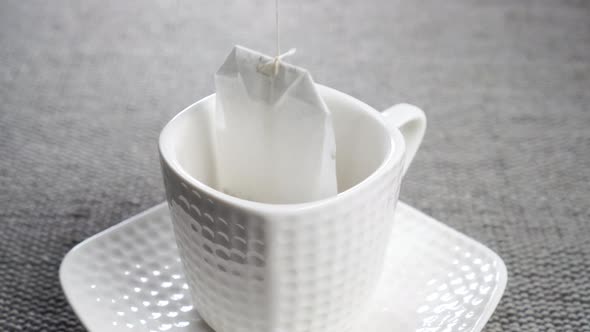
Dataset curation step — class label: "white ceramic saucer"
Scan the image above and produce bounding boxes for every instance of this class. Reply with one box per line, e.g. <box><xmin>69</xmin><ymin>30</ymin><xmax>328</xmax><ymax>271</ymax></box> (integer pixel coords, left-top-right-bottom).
<box><xmin>60</xmin><ymin>202</ymin><xmax>506</xmax><ymax>332</ymax></box>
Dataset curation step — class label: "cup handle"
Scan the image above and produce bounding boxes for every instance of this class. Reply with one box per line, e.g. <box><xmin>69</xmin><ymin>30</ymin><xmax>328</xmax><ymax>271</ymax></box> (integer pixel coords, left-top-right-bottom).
<box><xmin>381</xmin><ymin>103</ymin><xmax>427</xmax><ymax>176</ymax></box>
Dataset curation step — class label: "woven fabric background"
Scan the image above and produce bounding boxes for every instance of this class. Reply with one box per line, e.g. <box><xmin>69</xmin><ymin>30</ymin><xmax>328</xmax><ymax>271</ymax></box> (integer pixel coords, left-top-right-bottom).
<box><xmin>1</xmin><ymin>0</ymin><xmax>589</xmax><ymax>331</ymax></box>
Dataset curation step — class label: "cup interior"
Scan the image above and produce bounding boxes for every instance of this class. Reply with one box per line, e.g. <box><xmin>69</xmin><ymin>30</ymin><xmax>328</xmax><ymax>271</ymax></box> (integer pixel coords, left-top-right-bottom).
<box><xmin>160</xmin><ymin>86</ymin><xmax>393</xmax><ymax>197</ymax></box>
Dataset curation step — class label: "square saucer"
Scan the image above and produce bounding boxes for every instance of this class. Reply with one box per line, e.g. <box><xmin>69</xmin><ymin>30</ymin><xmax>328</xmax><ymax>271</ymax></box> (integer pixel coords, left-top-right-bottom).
<box><xmin>60</xmin><ymin>202</ymin><xmax>506</xmax><ymax>332</ymax></box>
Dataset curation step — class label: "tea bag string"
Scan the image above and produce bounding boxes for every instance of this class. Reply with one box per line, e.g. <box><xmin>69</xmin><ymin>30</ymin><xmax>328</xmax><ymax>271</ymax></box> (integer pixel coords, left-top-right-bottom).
<box><xmin>275</xmin><ymin>0</ymin><xmax>280</xmax><ymax>56</ymax></box>
<box><xmin>272</xmin><ymin>48</ymin><xmax>296</xmax><ymax>75</ymax></box>
<box><xmin>271</xmin><ymin>0</ymin><xmax>295</xmax><ymax>75</ymax></box>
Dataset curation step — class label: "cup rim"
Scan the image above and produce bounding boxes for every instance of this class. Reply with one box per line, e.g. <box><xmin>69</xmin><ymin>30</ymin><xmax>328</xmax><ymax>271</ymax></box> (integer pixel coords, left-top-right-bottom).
<box><xmin>159</xmin><ymin>84</ymin><xmax>406</xmax><ymax>213</ymax></box>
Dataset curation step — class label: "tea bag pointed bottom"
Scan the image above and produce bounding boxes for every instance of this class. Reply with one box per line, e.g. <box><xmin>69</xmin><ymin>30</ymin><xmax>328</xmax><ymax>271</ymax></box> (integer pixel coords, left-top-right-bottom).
<box><xmin>214</xmin><ymin>45</ymin><xmax>337</xmax><ymax>204</ymax></box>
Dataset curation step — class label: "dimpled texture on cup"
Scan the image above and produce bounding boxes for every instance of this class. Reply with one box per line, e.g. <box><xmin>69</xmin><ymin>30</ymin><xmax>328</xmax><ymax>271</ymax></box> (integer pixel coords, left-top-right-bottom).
<box><xmin>160</xmin><ymin>156</ymin><xmax>404</xmax><ymax>332</ymax></box>
<box><xmin>60</xmin><ymin>201</ymin><xmax>506</xmax><ymax>332</ymax></box>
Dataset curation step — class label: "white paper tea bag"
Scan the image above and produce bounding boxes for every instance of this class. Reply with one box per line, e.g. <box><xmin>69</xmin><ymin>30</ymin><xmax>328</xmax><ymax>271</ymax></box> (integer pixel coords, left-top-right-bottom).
<box><xmin>213</xmin><ymin>45</ymin><xmax>337</xmax><ymax>204</ymax></box>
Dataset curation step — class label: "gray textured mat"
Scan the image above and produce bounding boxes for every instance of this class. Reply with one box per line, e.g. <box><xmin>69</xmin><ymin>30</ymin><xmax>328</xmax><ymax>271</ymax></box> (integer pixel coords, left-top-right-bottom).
<box><xmin>1</xmin><ymin>0</ymin><xmax>588</xmax><ymax>331</ymax></box>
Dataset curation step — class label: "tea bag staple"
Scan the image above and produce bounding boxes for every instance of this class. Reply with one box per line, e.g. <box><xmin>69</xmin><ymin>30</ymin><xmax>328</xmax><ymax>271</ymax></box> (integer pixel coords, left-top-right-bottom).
<box><xmin>214</xmin><ymin>45</ymin><xmax>337</xmax><ymax>204</ymax></box>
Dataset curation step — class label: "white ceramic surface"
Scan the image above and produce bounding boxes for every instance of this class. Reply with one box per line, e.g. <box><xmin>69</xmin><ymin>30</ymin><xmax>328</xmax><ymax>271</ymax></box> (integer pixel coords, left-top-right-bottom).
<box><xmin>60</xmin><ymin>202</ymin><xmax>507</xmax><ymax>332</ymax></box>
<box><xmin>158</xmin><ymin>86</ymin><xmax>427</xmax><ymax>332</ymax></box>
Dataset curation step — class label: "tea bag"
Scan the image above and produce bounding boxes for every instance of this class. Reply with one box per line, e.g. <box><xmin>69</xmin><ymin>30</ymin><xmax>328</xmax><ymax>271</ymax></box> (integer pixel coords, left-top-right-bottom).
<box><xmin>213</xmin><ymin>45</ymin><xmax>337</xmax><ymax>204</ymax></box>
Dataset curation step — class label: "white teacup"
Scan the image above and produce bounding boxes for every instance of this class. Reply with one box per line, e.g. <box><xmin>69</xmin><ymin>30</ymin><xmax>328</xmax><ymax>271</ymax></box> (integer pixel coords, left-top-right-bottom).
<box><xmin>159</xmin><ymin>85</ymin><xmax>426</xmax><ymax>332</ymax></box>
